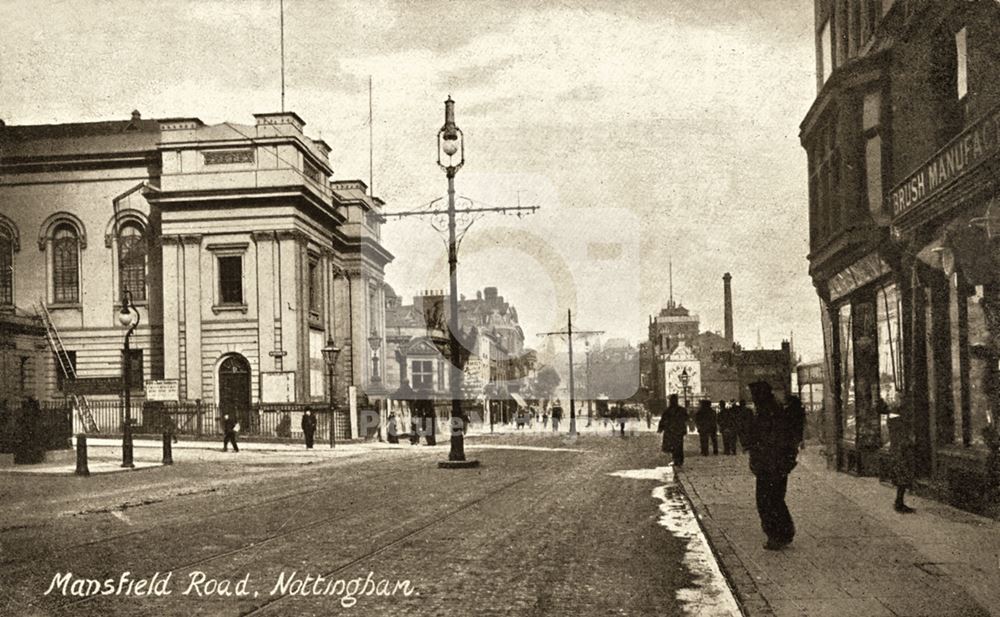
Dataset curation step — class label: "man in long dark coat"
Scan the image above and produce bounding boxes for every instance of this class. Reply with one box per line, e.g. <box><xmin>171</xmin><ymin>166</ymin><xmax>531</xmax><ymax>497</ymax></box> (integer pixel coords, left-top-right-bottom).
<box><xmin>695</xmin><ymin>399</ymin><xmax>718</xmax><ymax>455</ymax></box>
<box><xmin>718</xmin><ymin>400</ymin><xmax>739</xmax><ymax>455</ymax></box>
<box><xmin>301</xmin><ymin>408</ymin><xmax>317</xmax><ymax>449</ymax></box>
<box><xmin>657</xmin><ymin>394</ymin><xmax>688</xmax><ymax>467</ymax></box>
<box><xmin>746</xmin><ymin>381</ymin><xmax>799</xmax><ymax>550</ymax></box>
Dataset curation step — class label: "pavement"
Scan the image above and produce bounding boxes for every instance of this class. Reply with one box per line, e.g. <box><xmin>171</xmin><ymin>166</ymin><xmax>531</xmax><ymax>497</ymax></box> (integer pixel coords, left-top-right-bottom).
<box><xmin>675</xmin><ymin>443</ymin><xmax>1000</xmax><ymax>617</ymax></box>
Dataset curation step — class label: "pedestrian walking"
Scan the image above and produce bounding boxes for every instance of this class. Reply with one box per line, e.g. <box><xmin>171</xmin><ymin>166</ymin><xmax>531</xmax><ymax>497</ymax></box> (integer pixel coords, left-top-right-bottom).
<box><xmin>617</xmin><ymin>403</ymin><xmax>627</xmax><ymax>437</ymax></box>
<box><xmin>657</xmin><ymin>394</ymin><xmax>688</xmax><ymax>466</ymax></box>
<box><xmin>877</xmin><ymin>397</ymin><xmax>916</xmax><ymax>513</ymax></box>
<box><xmin>222</xmin><ymin>413</ymin><xmax>239</xmax><ymax>452</ymax></box>
<box><xmin>551</xmin><ymin>401</ymin><xmax>563</xmax><ymax>432</ymax></box>
<box><xmin>387</xmin><ymin>411</ymin><xmax>399</xmax><ymax>444</ymax></box>
<box><xmin>718</xmin><ymin>400</ymin><xmax>739</xmax><ymax>455</ymax></box>
<box><xmin>695</xmin><ymin>399</ymin><xmax>718</xmax><ymax>455</ymax></box>
<box><xmin>745</xmin><ymin>381</ymin><xmax>800</xmax><ymax>550</ymax></box>
<box><xmin>301</xmin><ymin>408</ymin><xmax>317</xmax><ymax>449</ymax></box>
<box><xmin>542</xmin><ymin>411</ymin><xmax>548</xmax><ymax>428</ymax></box>
<box><xmin>409</xmin><ymin>411</ymin><xmax>421</xmax><ymax>445</ymax></box>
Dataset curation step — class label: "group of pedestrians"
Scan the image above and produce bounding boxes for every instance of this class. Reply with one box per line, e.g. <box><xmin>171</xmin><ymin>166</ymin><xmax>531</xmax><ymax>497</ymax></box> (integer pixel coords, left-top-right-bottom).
<box><xmin>657</xmin><ymin>382</ymin><xmax>806</xmax><ymax>551</ymax></box>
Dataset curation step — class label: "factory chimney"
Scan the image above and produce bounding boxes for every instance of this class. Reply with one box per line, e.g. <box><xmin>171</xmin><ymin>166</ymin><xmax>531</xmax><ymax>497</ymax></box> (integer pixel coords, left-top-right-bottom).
<box><xmin>723</xmin><ymin>272</ymin><xmax>734</xmax><ymax>345</ymax></box>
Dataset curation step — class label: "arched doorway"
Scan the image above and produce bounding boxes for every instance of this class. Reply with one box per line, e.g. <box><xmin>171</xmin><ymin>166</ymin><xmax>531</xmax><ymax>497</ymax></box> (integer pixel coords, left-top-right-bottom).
<box><xmin>218</xmin><ymin>354</ymin><xmax>251</xmax><ymax>430</ymax></box>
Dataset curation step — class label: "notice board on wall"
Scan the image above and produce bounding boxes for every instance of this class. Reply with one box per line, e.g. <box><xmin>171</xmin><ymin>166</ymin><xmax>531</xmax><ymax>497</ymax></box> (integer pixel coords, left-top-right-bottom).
<box><xmin>261</xmin><ymin>372</ymin><xmax>296</xmax><ymax>403</ymax></box>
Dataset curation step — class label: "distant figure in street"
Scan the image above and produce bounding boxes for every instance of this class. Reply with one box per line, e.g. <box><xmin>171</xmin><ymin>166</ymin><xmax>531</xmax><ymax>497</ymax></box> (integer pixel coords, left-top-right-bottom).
<box><xmin>695</xmin><ymin>399</ymin><xmax>719</xmax><ymax>455</ymax></box>
<box><xmin>877</xmin><ymin>396</ymin><xmax>916</xmax><ymax>513</ymax></box>
<box><xmin>551</xmin><ymin>402</ymin><xmax>563</xmax><ymax>432</ymax></box>
<box><xmin>422</xmin><ymin>400</ymin><xmax>437</xmax><ymax>446</ymax></box>
<box><xmin>736</xmin><ymin>399</ymin><xmax>753</xmax><ymax>452</ymax></box>
<box><xmin>657</xmin><ymin>394</ymin><xmax>688</xmax><ymax>466</ymax></box>
<box><xmin>746</xmin><ymin>381</ymin><xmax>800</xmax><ymax>550</ymax></box>
<box><xmin>301</xmin><ymin>408</ymin><xmax>317</xmax><ymax>449</ymax></box>
<box><xmin>222</xmin><ymin>413</ymin><xmax>239</xmax><ymax>452</ymax></box>
<box><xmin>542</xmin><ymin>411</ymin><xmax>549</xmax><ymax>428</ymax></box>
<box><xmin>409</xmin><ymin>411</ymin><xmax>421</xmax><ymax>445</ymax></box>
<box><xmin>617</xmin><ymin>403</ymin><xmax>627</xmax><ymax>437</ymax></box>
<box><xmin>718</xmin><ymin>400</ymin><xmax>739</xmax><ymax>455</ymax></box>
<box><xmin>387</xmin><ymin>411</ymin><xmax>399</xmax><ymax>444</ymax></box>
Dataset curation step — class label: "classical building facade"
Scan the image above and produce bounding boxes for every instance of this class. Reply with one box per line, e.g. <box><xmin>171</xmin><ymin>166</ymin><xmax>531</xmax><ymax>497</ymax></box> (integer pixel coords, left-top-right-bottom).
<box><xmin>802</xmin><ymin>0</ymin><xmax>1000</xmax><ymax>513</ymax></box>
<box><xmin>0</xmin><ymin>111</ymin><xmax>392</xmax><ymax>436</ymax></box>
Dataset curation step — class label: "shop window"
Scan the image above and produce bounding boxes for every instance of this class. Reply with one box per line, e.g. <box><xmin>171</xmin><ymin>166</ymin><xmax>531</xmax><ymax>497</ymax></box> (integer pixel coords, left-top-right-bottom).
<box><xmin>877</xmin><ymin>284</ymin><xmax>903</xmax><ymax>445</ymax></box>
<box><xmin>412</xmin><ymin>360</ymin><xmax>433</xmax><ymax>390</ymax></box>
<box><xmin>963</xmin><ymin>282</ymin><xmax>997</xmax><ymax>446</ymax></box>
<box><xmin>118</xmin><ymin>223</ymin><xmax>146</xmax><ymax>302</ymax></box>
<box><xmin>52</xmin><ymin>224</ymin><xmax>80</xmax><ymax>304</ymax></box>
<box><xmin>838</xmin><ymin>303</ymin><xmax>856</xmax><ymax>443</ymax></box>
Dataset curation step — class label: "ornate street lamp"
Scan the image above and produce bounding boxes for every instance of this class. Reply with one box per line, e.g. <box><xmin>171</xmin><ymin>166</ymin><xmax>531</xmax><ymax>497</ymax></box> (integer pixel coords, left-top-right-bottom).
<box><xmin>437</xmin><ymin>96</ymin><xmax>476</xmax><ymax>467</ymax></box>
<box><xmin>118</xmin><ymin>290</ymin><xmax>139</xmax><ymax>468</ymax></box>
<box><xmin>679</xmin><ymin>367</ymin><xmax>690</xmax><ymax>409</ymax></box>
<box><xmin>368</xmin><ymin>328</ymin><xmax>382</xmax><ymax>383</ymax></box>
<box><xmin>321</xmin><ymin>338</ymin><xmax>342</xmax><ymax>448</ymax></box>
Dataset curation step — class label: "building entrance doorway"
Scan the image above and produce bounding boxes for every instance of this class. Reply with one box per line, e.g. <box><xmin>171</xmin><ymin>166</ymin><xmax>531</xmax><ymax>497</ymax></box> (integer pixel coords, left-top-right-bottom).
<box><xmin>218</xmin><ymin>354</ymin><xmax>251</xmax><ymax>430</ymax></box>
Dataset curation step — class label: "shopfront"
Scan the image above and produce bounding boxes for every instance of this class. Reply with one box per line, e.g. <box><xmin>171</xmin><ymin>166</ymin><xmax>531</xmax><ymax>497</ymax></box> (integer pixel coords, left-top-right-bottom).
<box><xmin>891</xmin><ymin>105</ymin><xmax>1000</xmax><ymax>513</ymax></box>
<box><xmin>826</xmin><ymin>252</ymin><xmax>904</xmax><ymax>475</ymax></box>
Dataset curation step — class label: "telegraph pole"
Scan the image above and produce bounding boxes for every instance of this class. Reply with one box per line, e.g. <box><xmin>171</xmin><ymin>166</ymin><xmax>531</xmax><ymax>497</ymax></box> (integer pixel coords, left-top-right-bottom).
<box><xmin>537</xmin><ymin>310</ymin><xmax>603</xmax><ymax>436</ymax></box>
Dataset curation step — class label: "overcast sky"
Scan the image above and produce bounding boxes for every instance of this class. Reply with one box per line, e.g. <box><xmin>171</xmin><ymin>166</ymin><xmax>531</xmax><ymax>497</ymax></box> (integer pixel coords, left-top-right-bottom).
<box><xmin>0</xmin><ymin>0</ymin><xmax>821</xmax><ymax>359</ymax></box>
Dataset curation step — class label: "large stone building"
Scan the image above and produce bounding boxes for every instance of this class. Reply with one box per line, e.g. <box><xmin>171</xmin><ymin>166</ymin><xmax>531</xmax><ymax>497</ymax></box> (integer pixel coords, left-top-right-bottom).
<box><xmin>0</xmin><ymin>110</ymin><xmax>392</xmax><ymax>436</ymax></box>
<box><xmin>801</xmin><ymin>0</ymin><xmax>1000</xmax><ymax>513</ymax></box>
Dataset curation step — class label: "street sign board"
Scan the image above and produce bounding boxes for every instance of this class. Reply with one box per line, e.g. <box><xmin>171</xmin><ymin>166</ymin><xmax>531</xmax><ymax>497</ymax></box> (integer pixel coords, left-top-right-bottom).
<box><xmin>145</xmin><ymin>379</ymin><xmax>180</xmax><ymax>402</ymax></box>
<box><xmin>64</xmin><ymin>376</ymin><xmax>121</xmax><ymax>395</ymax></box>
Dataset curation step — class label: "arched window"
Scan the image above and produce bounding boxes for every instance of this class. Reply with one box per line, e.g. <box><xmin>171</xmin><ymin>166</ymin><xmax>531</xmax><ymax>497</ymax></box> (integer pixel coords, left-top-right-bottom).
<box><xmin>52</xmin><ymin>223</ymin><xmax>79</xmax><ymax>304</ymax></box>
<box><xmin>0</xmin><ymin>228</ymin><xmax>12</xmax><ymax>307</ymax></box>
<box><xmin>118</xmin><ymin>223</ymin><xmax>146</xmax><ymax>301</ymax></box>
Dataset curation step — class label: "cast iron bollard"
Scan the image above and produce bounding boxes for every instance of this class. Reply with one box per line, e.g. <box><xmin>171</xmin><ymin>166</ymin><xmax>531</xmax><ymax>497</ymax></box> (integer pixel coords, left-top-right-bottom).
<box><xmin>75</xmin><ymin>434</ymin><xmax>89</xmax><ymax>476</ymax></box>
<box><xmin>162</xmin><ymin>432</ymin><xmax>173</xmax><ymax>465</ymax></box>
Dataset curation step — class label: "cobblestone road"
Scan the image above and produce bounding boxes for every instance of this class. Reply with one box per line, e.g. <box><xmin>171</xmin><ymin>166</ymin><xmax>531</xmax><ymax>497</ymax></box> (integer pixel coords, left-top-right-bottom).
<box><xmin>0</xmin><ymin>433</ymin><xmax>717</xmax><ymax>617</ymax></box>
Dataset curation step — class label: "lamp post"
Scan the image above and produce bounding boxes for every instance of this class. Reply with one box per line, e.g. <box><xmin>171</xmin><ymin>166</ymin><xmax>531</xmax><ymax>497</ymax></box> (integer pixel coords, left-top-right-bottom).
<box><xmin>679</xmin><ymin>367</ymin><xmax>690</xmax><ymax>410</ymax></box>
<box><xmin>368</xmin><ymin>329</ymin><xmax>381</xmax><ymax>383</ymax></box>
<box><xmin>118</xmin><ymin>291</ymin><xmax>139</xmax><ymax>468</ymax></box>
<box><xmin>322</xmin><ymin>338</ymin><xmax>342</xmax><ymax>448</ymax></box>
<box><xmin>585</xmin><ymin>341</ymin><xmax>593</xmax><ymax>427</ymax></box>
<box><xmin>437</xmin><ymin>96</ymin><xmax>472</xmax><ymax>464</ymax></box>
<box><xmin>368</xmin><ymin>328</ymin><xmax>383</xmax><ymax>441</ymax></box>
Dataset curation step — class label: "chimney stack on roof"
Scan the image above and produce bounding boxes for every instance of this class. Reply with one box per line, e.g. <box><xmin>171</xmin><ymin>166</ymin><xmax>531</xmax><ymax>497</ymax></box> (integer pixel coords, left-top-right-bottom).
<box><xmin>723</xmin><ymin>272</ymin><xmax>734</xmax><ymax>345</ymax></box>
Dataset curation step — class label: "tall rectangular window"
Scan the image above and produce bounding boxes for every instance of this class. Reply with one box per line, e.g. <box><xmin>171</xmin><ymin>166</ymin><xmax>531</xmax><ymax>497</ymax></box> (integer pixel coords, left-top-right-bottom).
<box><xmin>956</xmin><ymin>27</ymin><xmax>968</xmax><ymax>100</ymax></box>
<box><xmin>820</xmin><ymin>19</ymin><xmax>833</xmax><ymax>84</ymax></box>
<box><xmin>52</xmin><ymin>225</ymin><xmax>79</xmax><ymax>304</ymax></box>
<box><xmin>308</xmin><ymin>257</ymin><xmax>321</xmax><ymax>315</ymax></box>
<box><xmin>0</xmin><ymin>232</ymin><xmax>12</xmax><ymax>306</ymax></box>
<box><xmin>863</xmin><ymin>91</ymin><xmax>883</xmax><ymax>217</ymax></box>
<box><xmin>218</xmin><ymin>256</ymin><xmax>243</xmax><ymax>304</ymax></box>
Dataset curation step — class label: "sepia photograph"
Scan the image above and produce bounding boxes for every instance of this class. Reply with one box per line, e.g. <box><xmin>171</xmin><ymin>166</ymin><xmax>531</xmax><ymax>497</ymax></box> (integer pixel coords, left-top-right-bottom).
<box><xmin>1</xmin><ymin>1</ymin><xmax>999</xmax><ymax>615</ymax></box>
